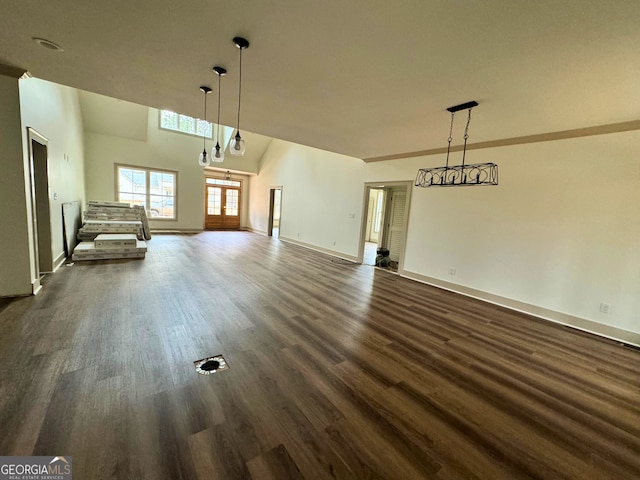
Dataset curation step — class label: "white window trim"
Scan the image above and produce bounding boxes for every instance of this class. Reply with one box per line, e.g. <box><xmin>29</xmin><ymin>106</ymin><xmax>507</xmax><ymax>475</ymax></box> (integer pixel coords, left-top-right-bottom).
<box><xmin>159</xmin><ymin>110</ymin><xmax>213</xmax><ymax>139</ymax></box>
<box><xmin>115</xmin><ymin>163</ymin><xmax>178</xmax><ymax>221</ymax></box>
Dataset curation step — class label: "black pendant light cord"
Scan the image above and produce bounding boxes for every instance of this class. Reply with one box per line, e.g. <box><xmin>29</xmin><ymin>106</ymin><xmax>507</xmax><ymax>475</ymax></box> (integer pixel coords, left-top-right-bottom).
<box><xmin>217</xmin><ymin>74</ymin><xmax>222</xmax><ymax>144</ymax></box>
<box><xmin>203</xmin><ymin>90</ymin><xmax>208</xmax><ymax>151</ymax></box>
<box><xmin>461</xmin><ymin>108</ymin><xmax>472</xmax><ymax>168</ymax></box>
<box><xmin>236</xmin><ymin>47</ymin><xmax>243</xmax><ymax>132</ymax></box>
<box><xmin>444</xmin><ymin>111</ymin><xmax>455</xmax><ymax>170</ymax></box>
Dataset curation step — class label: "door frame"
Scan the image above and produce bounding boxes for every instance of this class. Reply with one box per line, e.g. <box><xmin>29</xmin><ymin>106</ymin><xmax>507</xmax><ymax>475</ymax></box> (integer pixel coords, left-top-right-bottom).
<box><xmin>27</xmin><ymin>128</ymin><xmax>53</xmax><ymax>293</ymax></box>
<box><xmin>268</xmin><ymin>186</ymin><xmax>283</xmax><ymax>237</ymax></box>
<box><xmin>357</xmin><ymin>180</ymin><xmax>412</xmax><ymax>274</ymax></box>
<box><xmin>203</xmin><ymin>174</ymin><xmax>243</xmax><ymax>230</ymax></box>
<box><xmin>365</xmin><ymin>187</ymin><xmax>384</xmax><ymax>244</ymax></box>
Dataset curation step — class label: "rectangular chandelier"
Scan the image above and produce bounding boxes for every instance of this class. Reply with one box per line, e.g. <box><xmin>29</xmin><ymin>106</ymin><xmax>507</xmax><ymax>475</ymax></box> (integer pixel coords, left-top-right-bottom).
<box><xmin>415</xmin><ymin>101</ymin><xmax>498</xmax><ymax>188</ymax></box>
<box><xmin>415</xmin><ymin>162</ymin><xmax>498</xmax><ymax>187</ymax></box>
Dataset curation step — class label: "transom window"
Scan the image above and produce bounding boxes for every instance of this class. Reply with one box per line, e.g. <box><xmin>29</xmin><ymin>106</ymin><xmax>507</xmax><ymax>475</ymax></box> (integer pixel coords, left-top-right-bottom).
<box><xmin>116</xmin><ymin>165</ymin><xmax>177</xmax><ymax>219</ymax></box>
<box><xmin>160</xmin><ymin>110</ymin><xmax>212</xmax><ymax>138</ymax></box>
<box><xmin>206</xmin><ymin>178</ymin><xmax>241</xmax><ymax>187</ymax></box>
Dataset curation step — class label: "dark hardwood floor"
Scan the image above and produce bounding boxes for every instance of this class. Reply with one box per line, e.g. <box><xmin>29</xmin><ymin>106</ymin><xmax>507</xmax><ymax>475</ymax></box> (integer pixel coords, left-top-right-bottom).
<box><xmin>0</xmin><ymin>232</ymin><xmax>638</xmax><ymax>479</ymax></box>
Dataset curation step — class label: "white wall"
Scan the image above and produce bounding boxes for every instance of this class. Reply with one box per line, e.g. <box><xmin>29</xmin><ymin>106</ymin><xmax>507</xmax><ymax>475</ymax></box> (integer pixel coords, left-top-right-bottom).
<box><xmin>9</xmin><ymin>79</ymin><xmax>637</xmax><ymax>343</ymax></box>
<box><xmin>366</xmin><ymin>130</ymin><xmax>640</xmax><ymax>337</ymax></box>
<box><xmin>84</xmin><ymin>108</ymin><xmax>258</xmax><ymax>231</ymax></box>
<box><xmin>79</xmin><ymin>90</ymin><xmax>149</xmax><ymax>141</ymax></box>
<box><xmin>249</xmin><ymin>139</ymin><xmax>365</xmax><ymax>259</ymax></box>
<box><xmin>0</xmin><ymin>74</ymin><xmax>32</xmax><ymax>295</ymax></box>
<box><xmin>19</xmin><ymin>78</ymin><xmax>86</xmax><ymax>270</ymax></box>
<box><xmin>0</xmin><ymin>76</ymin><xmax>85</xmax><ymax>296</ymax></box>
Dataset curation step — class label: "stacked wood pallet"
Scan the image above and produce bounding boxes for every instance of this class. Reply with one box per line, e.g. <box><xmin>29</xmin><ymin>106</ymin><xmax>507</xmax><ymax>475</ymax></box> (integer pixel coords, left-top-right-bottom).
<box><xmin>73</xmin><ymin>201</ymin><xmax>151</xmax><ymax>261</ymax></box>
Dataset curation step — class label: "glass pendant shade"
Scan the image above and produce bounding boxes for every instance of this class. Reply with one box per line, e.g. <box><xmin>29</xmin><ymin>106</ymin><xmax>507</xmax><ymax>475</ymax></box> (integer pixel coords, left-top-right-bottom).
<box><xmin>198</xmin><ymin>149</ymin><xmax>211</xmax><ymax>167</ymax></box>
<box><xmin>213</xmin><ymin>141</ymin><xmax>224</xmax><ymax>162</ymax></box>
<box><xmin>229</xmin><ymin>130</ymin><xmax>246</xmax><ymax>156</ymax></box>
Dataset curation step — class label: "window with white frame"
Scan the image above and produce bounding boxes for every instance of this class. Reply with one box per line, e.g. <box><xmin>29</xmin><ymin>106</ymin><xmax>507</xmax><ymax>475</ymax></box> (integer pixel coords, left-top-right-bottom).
<box><xmin>116</xmin><ymin>165</ymin><xmax>177</xmax><ymax>219</ymax></box>
<box><xmin>160</xmin><ymin>110</ymin><xmax>212</xmax><ymax>138</ymax></box>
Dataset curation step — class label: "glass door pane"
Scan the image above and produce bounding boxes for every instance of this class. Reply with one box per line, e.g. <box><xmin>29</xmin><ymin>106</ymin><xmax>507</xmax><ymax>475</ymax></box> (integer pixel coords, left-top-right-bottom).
<box><xmin>207</xmin><ymin>187</ymin><xmax>222</xmax><ymax>215</ymax></box>
<box><xmin>225</xmin><ymin>189</ymin><xmax>239</xmax><ymax>216</ymax></box>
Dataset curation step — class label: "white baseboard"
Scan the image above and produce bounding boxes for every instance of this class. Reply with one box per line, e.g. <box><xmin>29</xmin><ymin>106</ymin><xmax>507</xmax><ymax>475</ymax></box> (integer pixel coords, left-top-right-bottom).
<box><xmin>243</xmin><ymin>227</ymin><xmax>268</xmax><ymax>235</ymax></box>
<box><xmin>279</xmin><ymin>236</ymin><xmax>359</xmax><ymax>263</ymax></box>
<box><xmin>52</xmin><ymin>251</ymin><xmax>66</xmax><ymax>272</ymax></box>
<box><xmin>403</xmin><ymin>270</ymin><xmax>640</xmax><ymax>348</ymax></box>
<box><xmin>151</xmin><ymin>229</ymin><xmax>202</xmax><ymax>234</ymax></box>
<box><xmin>32</xmin><ymin>277</ymin><xmax>42</xmax><ymax>295</ymax></box>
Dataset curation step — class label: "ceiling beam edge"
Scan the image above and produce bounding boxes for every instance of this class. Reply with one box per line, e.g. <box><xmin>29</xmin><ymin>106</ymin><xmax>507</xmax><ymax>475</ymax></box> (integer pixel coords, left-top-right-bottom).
<box><xmin>0</xmin><ymin>63</ymin><xmax>29</xmax><ymax>79</ymax></box>
<box><xmin>363</xmin><ymin>120</ymin><xmax>640</xmax><ymax>163</ymax></box>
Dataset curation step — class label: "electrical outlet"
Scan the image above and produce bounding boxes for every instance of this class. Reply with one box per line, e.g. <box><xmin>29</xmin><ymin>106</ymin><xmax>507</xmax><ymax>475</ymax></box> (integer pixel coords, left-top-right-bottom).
<box><xmin>332</xmin><ymin>240</ymin><xmax>336</xmax><ymax>246</ymax></box>
<box><xmin>297</xmin><ymin>232</ymin><xmax>300</xmax><ymax>238</ymax></box>
<box><xmin>599</xmin><ymin>302</ymin><xmax>611</xmax><ymax>314</ymax></box>
<box><xmin>449</xmin><ymin>267</ymin><xmax>456</xmax><ymax>276</ymax></box>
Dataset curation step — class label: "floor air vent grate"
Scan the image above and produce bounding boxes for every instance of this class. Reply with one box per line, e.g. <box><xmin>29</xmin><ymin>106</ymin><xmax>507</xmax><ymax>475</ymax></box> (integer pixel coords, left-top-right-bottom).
<box><xmin>194</xmin><ymin>355</ymin><xmax>228</xmax><ymax>375</ymax></box>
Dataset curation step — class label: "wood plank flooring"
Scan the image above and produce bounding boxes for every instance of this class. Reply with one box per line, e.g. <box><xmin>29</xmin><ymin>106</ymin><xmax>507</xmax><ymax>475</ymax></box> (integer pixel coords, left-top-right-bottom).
<box><xmin>0</xmin><ymin>231</ymin><xmax>638</xmax><ymax>479</ymax></box>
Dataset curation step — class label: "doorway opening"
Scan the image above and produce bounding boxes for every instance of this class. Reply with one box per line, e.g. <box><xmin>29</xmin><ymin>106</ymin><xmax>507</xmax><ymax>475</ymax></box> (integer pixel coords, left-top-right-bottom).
<box><xmin>363</xmin><ymin>188</ymin><xmax>385</xmax><ymax>266</ymax></box>
<box><xmin>27</xmin><ymin>128</ymin><xmax>53</xmax><ymax>291</ymax></box>
<box><xmin>268</xmin><ymin>187</ymin><xmax>282</xmax><ymax>238</ymax></box>
<box><xmin>205</xmin><ymin>176</ymin><xmax>242</xmax><ymax>230</ymax></box>
<box><xmin>359</xmin><ymin>181</ymin><xmax>412</xmax><ymax>274</ymax></box>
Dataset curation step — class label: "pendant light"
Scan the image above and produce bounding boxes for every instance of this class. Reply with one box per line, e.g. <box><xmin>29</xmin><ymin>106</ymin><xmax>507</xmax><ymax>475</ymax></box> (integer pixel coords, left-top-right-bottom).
<box><xmin>212</xmin><ymin>66</ymin><xmax>227</xmax><ymax>162</ymax></box>
<box><xmin>197</xmin><ymin>86</ymin><xmax>212</xmax><ymax>167</ymax></box>
<box><xmin>415</xmin><ymin>101</ymin><xmax>498</xmax><ymax>188</ymax></box>
<box><xmin>229</xmin><ymin>36</ymin><xmax>249</xmax><ymax>156</ymax></box>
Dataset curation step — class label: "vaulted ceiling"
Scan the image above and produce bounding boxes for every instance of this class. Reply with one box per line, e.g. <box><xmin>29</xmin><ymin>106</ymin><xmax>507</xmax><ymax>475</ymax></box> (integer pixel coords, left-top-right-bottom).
<box><xmin>1</xmin><ymin>0</ymin><xmax>639</xmax><ymax>160</ymax></box>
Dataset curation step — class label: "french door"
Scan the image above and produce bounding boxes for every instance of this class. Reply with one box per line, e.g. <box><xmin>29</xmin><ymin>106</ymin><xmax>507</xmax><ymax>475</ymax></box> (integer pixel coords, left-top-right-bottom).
<box><xmin>205</xmin><ymin>177</ymin><xmax>241</xmax><ymax>230</ymax></box>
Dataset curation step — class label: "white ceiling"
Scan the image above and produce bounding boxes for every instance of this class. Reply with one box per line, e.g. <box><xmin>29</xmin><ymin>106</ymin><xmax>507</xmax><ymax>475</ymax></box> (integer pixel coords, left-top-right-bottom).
<box><xmin>1</xmin><ymin>0</ymin><xmax>639</xmax><ymax>160</ymax></box>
